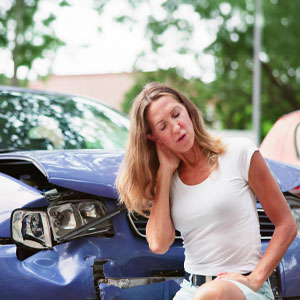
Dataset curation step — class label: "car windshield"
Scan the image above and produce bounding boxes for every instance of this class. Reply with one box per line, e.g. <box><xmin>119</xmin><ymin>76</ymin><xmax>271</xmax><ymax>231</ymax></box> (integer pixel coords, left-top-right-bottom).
<box><xmin>0</xmin><ymin>89</ymin><xmax>129</xmax><ymax>151</ymax></box>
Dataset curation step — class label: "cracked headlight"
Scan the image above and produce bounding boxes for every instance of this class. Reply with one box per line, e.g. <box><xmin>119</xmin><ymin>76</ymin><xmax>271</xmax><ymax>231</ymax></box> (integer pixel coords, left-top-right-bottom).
<box><xmin>11</xmin><ymin>200</ymin><xmax>114</xmax><ymax>250</ymax></box>
<box><xmin>11</xmin><ymin>210</ymin><xmax>52</xmax><ymax>249</ymax></box>
<box><xmin>48</xmin><ymin>201</ymin><xmax>111</xmax><ymax>241</ymax></box>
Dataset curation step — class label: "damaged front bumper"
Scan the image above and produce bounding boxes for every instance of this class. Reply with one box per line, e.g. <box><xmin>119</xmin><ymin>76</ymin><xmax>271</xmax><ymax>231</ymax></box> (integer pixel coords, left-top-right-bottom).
<box><xmin>93</xmin><ymin>259</ymin><xmax>182</xmax><ymax>300</ymax></box>
<box><xmin>99</xmin><ymin>279</ymin><xmax>182</xmax><ymax>300</ymax></box>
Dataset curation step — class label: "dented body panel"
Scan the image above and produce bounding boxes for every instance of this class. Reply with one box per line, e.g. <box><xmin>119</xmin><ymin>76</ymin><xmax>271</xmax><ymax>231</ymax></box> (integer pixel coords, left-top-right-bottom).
<box><xmin>0</xmin><ymin>243</ymin><xmax>96</xmax><ymax>300</ymax></box>
<box><xmin>0</xmin><ymin>198</ymin><xmax>184</xmax><ymax>300</ymax></box>
<box><xmin>99</xmin><ymin>279</ymin><xmax>182</xmax><ymax>300</ymax></box>
<box><xmin>0</xmin><ymin>150</ymin><xmax>123</xmax><ymax>199</ymax></box>
<box><xmin>0</xmin><ymin>172</ymin><xmax>49</xmax><ymax>237</ymax></box>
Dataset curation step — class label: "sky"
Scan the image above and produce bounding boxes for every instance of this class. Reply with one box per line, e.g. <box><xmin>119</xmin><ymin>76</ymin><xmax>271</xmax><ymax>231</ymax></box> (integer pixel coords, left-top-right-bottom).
<box><xmin>50</xmin><ymin>0</ymin><xmax>147</xmax><ymax>75</ymax></box>
<box><xmin>0</xmin><ymin>0</ymin><xmax>217</xmax><ymax>82</ymax></box>
<box><xmin>49</xmin><ymin>0</ymin><xmax>217</xmax><ymax>82</ymax></box>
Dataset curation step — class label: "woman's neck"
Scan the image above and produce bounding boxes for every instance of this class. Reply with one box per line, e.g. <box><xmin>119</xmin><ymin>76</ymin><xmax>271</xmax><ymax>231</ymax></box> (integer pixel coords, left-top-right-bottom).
<box><xmin>177</xmin><ymin>143</ymin><xmax>206</xmax><ymax>170</ymax></box>
<box><xmin>176</xmin><ymin>143</ymin><xmax>214</xmax><ymax>185</ymax></box>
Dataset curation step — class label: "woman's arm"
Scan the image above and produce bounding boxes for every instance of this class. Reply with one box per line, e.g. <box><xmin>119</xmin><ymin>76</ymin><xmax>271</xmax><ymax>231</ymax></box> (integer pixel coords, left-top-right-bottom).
<box><xmin>216</xmin><ymin>151</ymin><xmax>297</xmax><ymax>290</ymax></box>
<box><xmin>146</xmin><ymin>142</ymin><xmax>179</xmax><ymax>254</ymax></box>
<box><xmin>246</xmin><ymin>151</ymin><xmax>297</xmax><ymax>290</ymax></box>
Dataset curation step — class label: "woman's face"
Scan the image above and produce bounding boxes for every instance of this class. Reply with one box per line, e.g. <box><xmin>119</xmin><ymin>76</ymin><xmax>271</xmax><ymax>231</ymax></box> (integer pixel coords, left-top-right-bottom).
<box><xmin>146</xmin><ymin>95</ymin><xmax>195</xmax><ymax>154</ymax></box>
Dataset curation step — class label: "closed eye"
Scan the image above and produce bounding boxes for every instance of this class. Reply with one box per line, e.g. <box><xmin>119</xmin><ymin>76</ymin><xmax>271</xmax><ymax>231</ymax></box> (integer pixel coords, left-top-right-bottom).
<box><xmin>173</xmin><ymin>111</ymin><xmax>180</xmax><ymax>118</ymax></box>
<box><xmin>159</xmin><ymin>123</ymin><xmax>167</xmax><ymax>131</ymax></box>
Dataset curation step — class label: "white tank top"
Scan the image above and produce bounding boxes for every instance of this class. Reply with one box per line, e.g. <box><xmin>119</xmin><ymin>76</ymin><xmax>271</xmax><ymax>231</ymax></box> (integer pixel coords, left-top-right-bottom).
<box><xmin>170</xmin><ymin>137</ymin><xmax>262</xmax><ymax>275</ymax></box>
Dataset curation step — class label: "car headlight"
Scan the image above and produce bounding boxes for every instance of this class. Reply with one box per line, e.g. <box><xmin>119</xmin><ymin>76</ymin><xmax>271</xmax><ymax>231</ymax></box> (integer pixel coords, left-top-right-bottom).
<box><xmin>11</xmin><ymin>200</ymin><xmax>113</xmax><ymax>250</ymax></box>
<box><xmin>11</xmin><ymin>210</ymin><xmax>52</xmax><ymax>249</ymax></box>
<box><xmin>48</xmin><ymin>201</ymin><xmax>109</xmax><ymax>241</ymax></box>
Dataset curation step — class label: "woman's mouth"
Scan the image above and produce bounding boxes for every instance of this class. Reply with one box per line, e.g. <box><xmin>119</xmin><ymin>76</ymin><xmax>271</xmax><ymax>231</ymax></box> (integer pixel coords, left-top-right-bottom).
<box><xmin>177</xmin><ymin>134</ymin><xmax>186</xmax><ymax>142</ymax></box>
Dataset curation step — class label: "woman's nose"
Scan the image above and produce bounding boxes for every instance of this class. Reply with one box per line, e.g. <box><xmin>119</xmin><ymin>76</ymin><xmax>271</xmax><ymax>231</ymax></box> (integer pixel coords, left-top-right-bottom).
<box><xmin>173</xmin><ymin>122</ymin><xmax>180</xmax><ymax>133</ymax></box>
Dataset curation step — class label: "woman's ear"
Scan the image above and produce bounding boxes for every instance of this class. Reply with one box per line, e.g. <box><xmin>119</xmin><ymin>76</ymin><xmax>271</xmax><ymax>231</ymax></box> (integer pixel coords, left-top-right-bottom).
<box><xmin>147</xmin><ymin>134</ymin><xmax>156</xmax><ymax>142</ymax></box>
<box><xmin>147</xmin><ymin>134</ymin><xmax>162</xmax><ymax>144</ymax></box>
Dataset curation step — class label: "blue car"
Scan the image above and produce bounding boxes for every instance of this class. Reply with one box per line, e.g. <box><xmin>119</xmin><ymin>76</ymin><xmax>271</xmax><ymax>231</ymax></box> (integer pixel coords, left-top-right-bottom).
<box><xmin>0</xmin><ymin>86</ymin><xmax>300</xmax><ymax>300</ymax></box>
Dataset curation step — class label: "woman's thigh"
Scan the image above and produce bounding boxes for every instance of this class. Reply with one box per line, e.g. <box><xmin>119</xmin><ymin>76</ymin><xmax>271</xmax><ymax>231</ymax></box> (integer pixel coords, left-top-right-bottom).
<box><xmin>192</xmin><ymin>279</ymin><xmax>246</xmax><ymax>300</ymax></box>
<box><xmin>224</xmin><ymin>280</ymin><xmax>274</xmax><ymax>300</ymax></box>
<box><xmin>173</xmin><ymin>279</ymin><xmax>274</xmax><ymax>300</ymax></box>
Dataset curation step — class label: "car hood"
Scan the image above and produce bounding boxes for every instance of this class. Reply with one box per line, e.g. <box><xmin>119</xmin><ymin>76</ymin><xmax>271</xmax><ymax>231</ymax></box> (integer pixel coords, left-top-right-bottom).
<box><xmin>0</xmin><ymin>149</ymin><xmax>124</xmax><ymax>199</ymax></box>
<box><xmin>265</xmin><ymin>158</ymin><xmax>300</xmax><ymax>192</ymax></box>
<box><xmin>0</xmin><ymin>151</ymin><xmax>299</xmax><ymax>200</ymax></box>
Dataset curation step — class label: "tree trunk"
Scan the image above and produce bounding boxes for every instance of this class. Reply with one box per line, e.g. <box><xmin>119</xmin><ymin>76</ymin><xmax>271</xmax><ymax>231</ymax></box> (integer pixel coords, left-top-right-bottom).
<box><xmin>11</xmin><ymin>0</ymin><xmax>23</xmax><ymax>86</ymax></box>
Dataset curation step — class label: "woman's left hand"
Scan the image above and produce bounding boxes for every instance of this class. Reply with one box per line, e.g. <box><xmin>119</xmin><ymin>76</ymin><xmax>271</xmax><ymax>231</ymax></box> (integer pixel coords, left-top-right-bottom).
<box><xmin>216</xmin><ymin>272</ymin><xmax>260</xmax><ymax>292</ymax></box>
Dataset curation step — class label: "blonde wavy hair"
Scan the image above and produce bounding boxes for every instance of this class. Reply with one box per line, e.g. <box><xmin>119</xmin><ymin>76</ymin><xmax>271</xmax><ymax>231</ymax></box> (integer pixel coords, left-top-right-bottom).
<box><xmin>116</xmin><ymin>82</ymin><xmax>226</xmax><ymax>216</ymax></box>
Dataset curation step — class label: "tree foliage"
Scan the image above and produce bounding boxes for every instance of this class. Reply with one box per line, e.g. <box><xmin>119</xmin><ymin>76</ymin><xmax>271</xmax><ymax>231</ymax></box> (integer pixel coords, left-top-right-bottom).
<box><xmin>123</xmin><ymin>69</ymin><xmax>209</xmax><ymax>118</ymax></box>
<box><xmin>99</xmin><ymin>0</ymin><xmax>300</xmax><ymax>139</ymax></box>
<box><xmin>0</xmin><ymin>0</ymin><xmax>70</xmax><ymax>86</ymax></box>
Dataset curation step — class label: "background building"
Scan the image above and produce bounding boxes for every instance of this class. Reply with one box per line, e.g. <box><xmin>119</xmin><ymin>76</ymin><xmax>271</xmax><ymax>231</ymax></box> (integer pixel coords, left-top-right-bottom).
<box><xmin>29</xmin><ymin>73</ymin><xmax>136</xmax><ymax>111</ymax></box>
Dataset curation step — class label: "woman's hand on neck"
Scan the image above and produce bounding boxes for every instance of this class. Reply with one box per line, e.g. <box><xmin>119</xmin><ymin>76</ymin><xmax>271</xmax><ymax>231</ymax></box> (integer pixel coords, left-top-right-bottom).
<box><xmin>155</xmin><ymin>141</ymin><xmax>180</xmax><ymax>175</ymax></box>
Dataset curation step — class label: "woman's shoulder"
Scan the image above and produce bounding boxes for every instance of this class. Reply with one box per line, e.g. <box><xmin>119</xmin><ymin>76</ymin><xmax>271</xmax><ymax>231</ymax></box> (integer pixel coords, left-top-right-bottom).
<box><xmin>223</xmin><ymin>136</ymin><xmax>257</xmax><ymax>153</ymax></box>
<box><xmin>220</xmin><ymin>137</ymin><xmax>258</xmax><ymax>165</ymax></box>
<box><xmin>221</xmin><ymin>137</ymin><xmax>258</xmax><ymax>178</ymax></box>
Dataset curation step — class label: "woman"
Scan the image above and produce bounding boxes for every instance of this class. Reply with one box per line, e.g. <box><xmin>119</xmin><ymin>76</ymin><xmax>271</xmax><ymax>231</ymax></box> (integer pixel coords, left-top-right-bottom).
<box><xmin>116</xmin><ymin>82</ymin><xmax>297</xmax><ymax>300</ymax></box>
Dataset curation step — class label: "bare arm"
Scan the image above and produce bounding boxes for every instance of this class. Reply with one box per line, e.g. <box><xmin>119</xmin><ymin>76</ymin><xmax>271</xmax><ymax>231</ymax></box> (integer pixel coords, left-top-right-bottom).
<box><xmin>218</xmin><ymin>151</ymin><xmax>297</xmax><ymax>290</ymax></box>
<box><xmin>146</xmin><ymin>142</ymin><xmax>179</xmax><ymax>254</ymax></box>
<box><xmin>246</xmin><ymin>151</ymin><xmax>297</xmax><ymax>290</ymax></box>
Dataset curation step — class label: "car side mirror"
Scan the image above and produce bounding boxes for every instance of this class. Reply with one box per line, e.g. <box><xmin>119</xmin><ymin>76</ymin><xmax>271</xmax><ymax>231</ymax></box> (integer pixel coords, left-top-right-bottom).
<box><xmin>11</xmin><ymin>209</ymin><xmax>52</xmax><ymax>250</ymax></box>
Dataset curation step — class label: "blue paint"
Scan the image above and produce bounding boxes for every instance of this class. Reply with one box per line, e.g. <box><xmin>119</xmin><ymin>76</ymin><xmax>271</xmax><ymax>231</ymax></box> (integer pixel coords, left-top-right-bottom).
<box><xmin>0</xmin><ymin>243</ymin><xmax>96</xmax><ymax>300</ymax></box>
<box><xmin>0</xmin><ymin>172</ymin><xmax>48</xmax><ymax>237</ymax></box>
<box><xmin>266</xmin><ymin>158</ymin><xmax>300</xmax><ymax>192</ymax></box>
<box><xmin>0</xmin><ymin>150</ymin><xmax>123</xmax><ymax>199</ymax></box>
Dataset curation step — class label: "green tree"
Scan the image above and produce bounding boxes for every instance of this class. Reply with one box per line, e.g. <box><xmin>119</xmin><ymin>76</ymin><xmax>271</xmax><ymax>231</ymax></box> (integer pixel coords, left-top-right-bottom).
<box><xmin>97</xmin><ymin>0</ymin><xmax>300</xmax><ymax>139</ymax></box>
<box><xmin>0</xmin><ymin>0</ymin><xmax>70</xmax><ymax>86</ymax></box>
<box><xmin>123</xmin><ymin>69</ymin><xmax>216</xmax><ymax>126</ymax></box>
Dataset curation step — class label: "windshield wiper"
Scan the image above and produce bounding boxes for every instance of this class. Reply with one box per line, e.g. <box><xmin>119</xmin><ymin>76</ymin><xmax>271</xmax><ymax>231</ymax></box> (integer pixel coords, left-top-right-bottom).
<box><xmin>57</xmin><ymin>206</ymin><xmax>126</xmax><ymax>243</ymax></box>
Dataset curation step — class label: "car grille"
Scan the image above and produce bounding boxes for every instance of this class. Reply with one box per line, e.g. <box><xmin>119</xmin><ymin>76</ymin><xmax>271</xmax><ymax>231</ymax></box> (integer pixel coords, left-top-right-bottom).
<box><xmin>258</xmin><ymin>208</ymin><xmax>275</xmax><ymax>240</ymax></box>
<box><xmin>128</xmin><ymin>208</ymin><xmax>274</xmax><ymax>240</ymax></box>
<box><xmin>127</xmin><ymin>213</ymin><xmax>182</xmax><ymax>238</ymax></box>
<box><xmin>127</xmin><ymin>213</ymin><xmax>147</xmax><ymax>237</ymax></box>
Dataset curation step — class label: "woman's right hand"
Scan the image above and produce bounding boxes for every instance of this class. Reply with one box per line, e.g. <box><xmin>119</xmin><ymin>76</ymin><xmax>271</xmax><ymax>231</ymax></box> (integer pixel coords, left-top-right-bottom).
<box><xmin>155</xmin><ymin>141</ymin><xmax>180</xmax><ymax>175</ymax></box>
<box><xmin>146</xmin><ymin>136</ymin><xmax>177</xmax><ymax>254</ymax></box>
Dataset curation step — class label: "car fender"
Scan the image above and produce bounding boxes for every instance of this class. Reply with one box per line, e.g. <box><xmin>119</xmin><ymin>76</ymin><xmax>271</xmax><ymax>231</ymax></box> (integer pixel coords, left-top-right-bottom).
<box><xmin>0</xmin><ymin>172</ymin><xmax>48</xmax><ymax>237</ymax></box>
